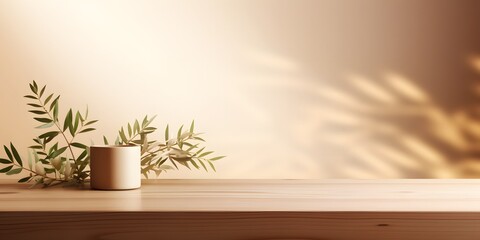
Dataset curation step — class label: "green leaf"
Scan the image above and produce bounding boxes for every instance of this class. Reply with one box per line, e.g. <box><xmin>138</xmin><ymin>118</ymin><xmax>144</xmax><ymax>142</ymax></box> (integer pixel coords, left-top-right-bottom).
<box><xmin>208</xmin><ymin>161</ymin><xmax>216</xmax><ymax>172</ymax></box>
<box><xmin>198</xmin><ymin>159</ymin><xmax>208</xmax><ymax>171</ymax></box>
<box><xmin>34</xmin><ymin>118</ymin><xmax>53</xmax><ymax>123</ymax></box>
<box><xmin>0</xmin><ymin>165</ymin><xmax>13</xmax><ymax>173</ymax></box>
<box><xmin>39</xmin><ymin>85</ymin><xmax>46</xmax><ymax>98</ymax></box>
<box><xmin>209</xmin><ymin>156</ymin><xmax>225</xmax><ymax>161</ymax></box>
<box><xmin>28</xmin><ymin>150</ymin><xmax>33</xmax><ymax>170</ymax></box>
<box><xmin>48</xmin><ymin>143</ymin><xmax>58</xmax><ymax>155</ymax></box>
<box><xmin>44</xmin><ymin>135</ymin><xmax>55</xmax><ymax>144</ymax></box>
<box><xmin>85</xmin><ymin>120</ymin><xmax>98</xmax><ymax>126</ymax></box>
<box><xmin>53</xmin><ymin>101</ymin><xmax>59</xmax><ymax>121</ymax></box>
<box><xmin>39</xmin><ymin>131</ymin><xmax>59</xmax><ymax>139</ymax></box>
<box><xmin>143</xmin><ymin>127</ymin><xmax>156</xmax><ymax>134</ymax></box>
<box><xmin>72</xmin><ymin>111</ymin><xmax>80</xmax><ymax>135</ymax></box>
<box><xmin>79</xmin><ymin>111</ymin><xmax>84</xmax><ymax>122</ymax></box>
<box><xmin>146</xmin><ymin>115</ymin><xmax>157</xmax><ymax>126</ymax></box>
<box><xmin>194</xmin><ymin>147</ymin><xmax>205</xmax><ymax>156</ymax></box>
<box><xmin>24</xmin><ymin>95</ymin><xmax>37</xmax><ymax>100</ymax></box>
<box><xmin>29</xmin><ymin>110</ymin><xmax>47</xmax><ymax>115</ymax></box>
<box><xmin>77</xmin><ymin>149</ymin><xmax>88</xmax><ymax>161</ymax></box>
<box><xmin>169</xmin><ymin>158</ymin><xmax>179</xmax><ymax>169</ymax></box>
<box><xmin>29</xmin><ymin>145</ymin><xmax>43</xmax><ymax>149</ymax></box>
<box><xmin>177</xmin><ymin>160</ymin><xmax>190</xmax><ymax>169</ymax></box>
<box><xmin>141</xmin><ymin>156</ymin><xmax>152</xmax><ymax>165</ymax></box>
<box><xmin>171</xmin><ymin>155</ymin><xmax>192</xmax><ymax>162</ymax></box>
<box><xmin>32</xmin><ymin>81</ymin><xmax>38</xmax><ymax>93</ymax></box>
<box><xmin>103</xmin><ymin>136</ymin><xmax>109</xmax><ymax>145</ymax></box>
<box><xmin>10</xmin><ymin>143</ymin><xmax>22</xmax><ymax>167</ymax></box>
<box><xmin>71</xmin><ymin>142</ymin><xmax>87</xmax><ymax>149</ymax></box>
<box><xmin>50</xmin><ymin>147</ymin><xmax>67</xmax><ymax>159</ymax></box>
<box><xmin>119</xmin><ymin>127</ymin><xmax>128</xmax><ymax>143</ymax></box>
<box><xmin>186</xmin><ymin>143</ymin><xmax>199</xmax><ymax>152</ymax></box>
<box><xmin>190</xmin><ymin>120</ymin><xmax>195</xmax><ymax>133</ymax></box>
<box><xmin>177</xmin><ymin>125</ymin><xmax>183</xmax><ymax>140</ymax></box>
<box><xmin>198</xmin><ymin>151</ymin><xmax>213</xmax><ymax>158</ymax></box>
<box><xmin>63</xmin><ymin>109</ymin><xmax>73</xmax><ymax>132</ymax></box>
<box><xmin>44</xmin><ymin>93</ymin><xmax>54</xmax><ymax>105</ymax></box>
<box><xmin>180</xmin><ymin>131</ymin><xmax>191</xmax><ymax>140</ymax></box>
<box><xmin>165</xmin><ymin>125</ymin><xmax>169</xmax><ymax>141</ymax></box>
<box><xmin>3</xmin><ymin>145</ymin><xmax>13</xmax><ymax>161</ymax></box>
<box><xmin>78</xmin><ymin>160</ymin><xmax>89</xmax><ymax>173</ymax></box>
<box><xmin>27</xmin><ymin>103</ymin><xmax>42</xmax><ymax>108</ymax></box>
<box><xmin>141</xmin><ymin>135</ymin><xmax>148</xmax><ymax>154</ymax></box>
<box><xmin>36</xmin><ymin>151</ymin><xmax>47</xmax><ymax>156</ymax></box>
<box><xmin>0</xmin><ymin>158</ymin><xmax>11</xmax><ymax>164</ymax></box>
<box><xmin>6</xmin><ymin>167</ymin><xmax>22</xmax><ymax>175</ymax></box>
<box><xmin>128</xmin><ymin>123</ymin><xmax>132</xmax><ymax>137</ymax></box>
<box><xmin>50</xmin><ymin>95</ymin><xmax>60</xmax><ymax>111</ymax></box>
<box><xmin>33</xmin><ymin>138</ymin><xmax>42</xmax><ymax>145</ymax></box>
<box><xmin>158</xmin><ymin>158</ymin><xmax>168</xmax><ymax>166</ymax></box>
<box><xmin>134</xmin><ymin>120</ymin><xmax>140</xmax><ymax>134</ymax></box>
<box><xmin>194</xmin><ymin>136</ymin><xmax>205</xmax><ymax>142</ymax></box>
<box><xmin>190</xmin><ymin>160</ymin><xmax>200</xmax><ymax>169</ymax></box>
<box><xmin>29</xmin><ymin>83</ymin><xmax>37</xmax><ymax>94</ymax></box>
<box><xmin>18</xmin><ymin>176</ymin><xmax>31</xmax><ymax>183</ymax></box>
<box><xmin>79</xmin><ymin>128</ymin><xmax>95</xmax><ymax>134</ymax></box>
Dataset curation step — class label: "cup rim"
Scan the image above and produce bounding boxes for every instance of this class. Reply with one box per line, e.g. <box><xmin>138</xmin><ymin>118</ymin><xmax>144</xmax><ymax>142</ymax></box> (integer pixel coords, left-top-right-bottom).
<box><xmin>89</xmin><ymin>145</ymin><xmax>140</xmax><ymax>148</ymax></box>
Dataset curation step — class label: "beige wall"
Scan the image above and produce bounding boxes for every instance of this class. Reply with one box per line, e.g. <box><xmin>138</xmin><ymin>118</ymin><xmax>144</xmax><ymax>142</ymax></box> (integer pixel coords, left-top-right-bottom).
<box><xmin>1</xmin><ymin>0</ymin><xmax>480</xmax><ymax>179</ymax></box>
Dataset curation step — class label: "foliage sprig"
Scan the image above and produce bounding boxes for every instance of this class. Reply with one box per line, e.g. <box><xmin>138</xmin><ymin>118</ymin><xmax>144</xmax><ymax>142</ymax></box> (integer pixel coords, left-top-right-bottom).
<box><xmin>1</xmin><ymin>81</ymin><xmax>97</xmax><ymax>187</ymax></box>
<box><xmin>0</xmin><ymin>81</ymin><xmax>224</xmax><ymax>187</ymax></box>
<box><xmin>105</xmin><ymin>117</ymin><xmax>224</xmax><ymax>178</ymax></box>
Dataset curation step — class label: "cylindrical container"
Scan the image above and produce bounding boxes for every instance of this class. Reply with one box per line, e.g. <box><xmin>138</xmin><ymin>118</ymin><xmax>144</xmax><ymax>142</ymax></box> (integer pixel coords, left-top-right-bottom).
<box><xmin>89</xmin><ymin>145</ymin><xmax>141</xmax><ymax>190</ymax></box>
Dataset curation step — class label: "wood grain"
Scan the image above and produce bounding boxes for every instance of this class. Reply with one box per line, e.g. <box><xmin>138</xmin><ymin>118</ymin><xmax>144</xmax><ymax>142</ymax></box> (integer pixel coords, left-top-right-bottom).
<box><xmin>1</xmin><ymin>179</ymin><xmax>480</xmax><ymax>239</ymax></box>
<box><xmin>2</xmin><ymin>212</ymin><xmax>480</xmax><ymax>240</ymax></box>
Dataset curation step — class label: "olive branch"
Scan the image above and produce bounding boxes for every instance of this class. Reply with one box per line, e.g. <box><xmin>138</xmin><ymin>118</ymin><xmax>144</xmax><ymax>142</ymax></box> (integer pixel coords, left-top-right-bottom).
<box><xmin>106</xmin><ymin>117</ymin><xmax>225</xmax><ymax>178</ymax></box>
<box><xmin>0</xmin><ymin>81</ymin><xmax>224</xmax><ymax>187</ymax></box>
<box><xmin>0</xmin><ymin>81</ymin><xmax>96</xmax><ymax>187</ymax></box>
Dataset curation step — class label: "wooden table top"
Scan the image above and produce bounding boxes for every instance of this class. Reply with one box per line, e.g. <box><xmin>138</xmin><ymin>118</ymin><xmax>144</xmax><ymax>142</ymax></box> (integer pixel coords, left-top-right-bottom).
<box><xmin>1</xmin><ymin>179</ymin><xmax>480</xmax><ymax>212</ymax></box>
<box><xmin>3</xmin><ymin>179</ymin><xmax>480</xmax><ymax>240</ymax></box>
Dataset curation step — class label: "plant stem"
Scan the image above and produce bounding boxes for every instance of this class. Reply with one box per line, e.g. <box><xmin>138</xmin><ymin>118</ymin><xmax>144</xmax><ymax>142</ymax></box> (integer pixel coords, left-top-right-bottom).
<box><xmin>13</xmin><ymin>163</ymin><xmax>68</xmax><ymax>183</ymax></box>
<box><xmin>36</xmin><ymin>96</ymin><xmax>78</xmax><ymax>176</ymax></box>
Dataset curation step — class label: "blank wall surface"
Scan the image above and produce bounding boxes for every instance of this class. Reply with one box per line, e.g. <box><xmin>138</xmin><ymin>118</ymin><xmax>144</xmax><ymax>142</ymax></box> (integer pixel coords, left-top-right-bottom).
<box><xmin>1</xmin><ymin>0</ymin><xmax>480</xmax><ymax>179</ymax></box>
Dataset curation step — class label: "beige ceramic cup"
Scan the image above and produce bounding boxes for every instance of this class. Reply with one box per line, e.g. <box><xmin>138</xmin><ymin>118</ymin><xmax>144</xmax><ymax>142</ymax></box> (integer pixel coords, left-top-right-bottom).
<box><xmin>89</xmin><ymin>145</ymin><xmax>141</xmax><ymax>190</ymax></box>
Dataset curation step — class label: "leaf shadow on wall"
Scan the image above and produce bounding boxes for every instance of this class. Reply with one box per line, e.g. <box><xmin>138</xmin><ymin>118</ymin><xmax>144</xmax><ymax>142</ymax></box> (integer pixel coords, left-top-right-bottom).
<box><xmin>241</xmin><ymin>52</ymin><xmax>480</xmax><ymax>178</ymax></box>
<box><xmin>316</xmin><ymin>71</ymin><xmax>480</xmax><ymax>178</ymax></box>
